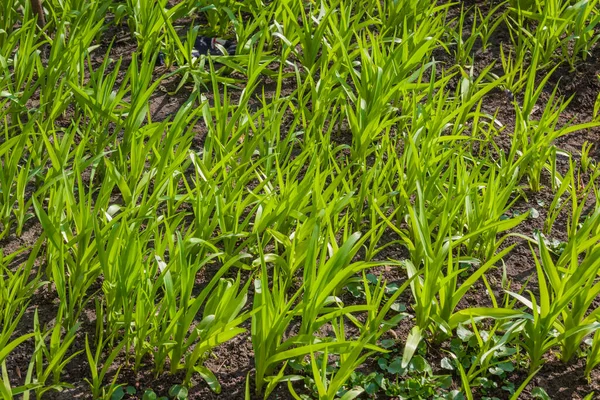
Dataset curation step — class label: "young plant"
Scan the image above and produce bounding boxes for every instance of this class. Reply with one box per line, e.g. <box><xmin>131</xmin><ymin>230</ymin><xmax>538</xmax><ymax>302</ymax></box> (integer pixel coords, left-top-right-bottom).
<box><xmin>84</xmin><ymin>333</ymin><xmax>126</xmax><ymax>399</ymax></box>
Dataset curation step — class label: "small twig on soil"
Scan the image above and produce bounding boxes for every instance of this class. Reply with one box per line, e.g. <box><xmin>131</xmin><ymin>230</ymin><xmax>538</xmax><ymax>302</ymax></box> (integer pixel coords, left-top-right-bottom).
<box><xmin>31</xmin><ymin>0</ymin><xmax>46</xmax><ymax>27</ymax></box>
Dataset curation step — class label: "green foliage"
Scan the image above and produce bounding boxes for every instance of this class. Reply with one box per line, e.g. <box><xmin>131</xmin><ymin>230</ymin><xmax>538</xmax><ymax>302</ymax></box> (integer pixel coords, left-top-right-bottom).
<box><xmin>507</xmin><ymin>0</ymin><xmax>600</xmax><ymax>69</ymax></box>
<box><xmin>1</xmin><ymin>0</ymin><xmax>600</xmax><ymax>398</ymax></box>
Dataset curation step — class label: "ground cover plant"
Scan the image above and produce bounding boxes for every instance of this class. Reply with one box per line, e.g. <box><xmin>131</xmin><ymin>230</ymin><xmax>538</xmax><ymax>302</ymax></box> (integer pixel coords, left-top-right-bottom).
<box><xmin>1</xmin><ymin>0</ymin><xmax>600</xmax><ymax>398</ymax></box>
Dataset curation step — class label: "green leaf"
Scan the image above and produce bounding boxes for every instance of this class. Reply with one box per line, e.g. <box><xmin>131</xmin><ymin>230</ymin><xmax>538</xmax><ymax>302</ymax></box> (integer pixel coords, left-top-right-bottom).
<box><xmin>339</xmin><ymin>388</ymin><xmax>364</xmax><ymax>400</ymax></box>
<box><xmin>289</xmin><ymin>360</ymin><xmax>304</xmax><ymax>371</ymax></box>
<box><xmin>448</xmin><ymin>390</ymin><xmax>466</xmax><ymax>400</ymax></box>
<box><xmin>498</xmin><ymin>362</ymin><xmax>515</xmax><ymax>372</ymax></box>
<box><xmin>374</xmin><ymin>373</ymin><xmax>386</xmax><ymax>389</ymax></box>
<box><xmin>510</xmin><ymin>368</ymin><xmax>542</xmax><ymax>400</ymax></box>
<box><xmin>402</xmin><ymin>326</ymin><xmax>422</xmax><ymax>368</ymax></box>
<box><xmin>529</xmin><ymin>208</ymin><xmax>540</xmax><ymax>219</ymax></box>
<box><xmin>366</xmin><ymin>273</ymin><xmax>378</xmax><ymax>284</ymax></box>
<box><xmin>388</xmin><ymin>358</ymin><xmax>403</xmax><ymax>374</ymax></box>
<box><xmin>457</xmin><ymin>324</ymin><xmax>473</xmax><ymax>342</ymax></box>
<box><xmin>111</xmin><ymin>387</ymin><xmax>125</xmax><ymax>400</ymax></box>
<box><xmin>142</xmin><ymin>390</ymin><xmax>157</xmax><ymax>400</ymax></box>
<box><xmin>365</xmin><ymin>381</ymin><xmax>378</xmax><ymax>395</ymax></box>
<box><xmin>441</xmin><ymin>357</ymin><xmax>454</xmax><ymax>370</ymax></box>
<box><xmin>386</xmin><ymin>283</ymin><xmax>400</xmax><ymax>294</ymax></box>
<box><xmin>0</xmin><ymin>334</ymin><xmax>35</xmax><ymax>364</ymax></box>
<box><xmin>346</xmin><ymin>283</ymin><xmax>362</xmax><ymax>297</ymax></box>
<box><xmin>438</xmin><ymin>375</ymin><xmax>452</xmax><ymax>389</ymax></box>
<box><xmin>194</xmin><ymin>366</ymin><xmax>221</xmax><ymax>394</ymax></box>
<box><xmin>449</xmin><ymin>308</ymin><xmax>527</xmax><ymax>328</ymax></box>
<box><xmin>502</xmin><ymin>382</ymin><xmax>516</xmax><ymax>394</ymax></box>
<box><xmin>265</xmin><ymin>341</ymin><xmax>385</xmax><ymax>368</ymax></box>
<box><xmin>410</xmin><ymin>355</ymin><xmax>431</xmax><ymax>374</ymax></box>
<box><xmin>531</xmin><ymin>387</ymin><xmax>550</xmax><ymax>400</ymax></box>
<box><xmin>168</xmin><ymin>385</ymin><xmax>188</xmax><ymax>399</ymax></box>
